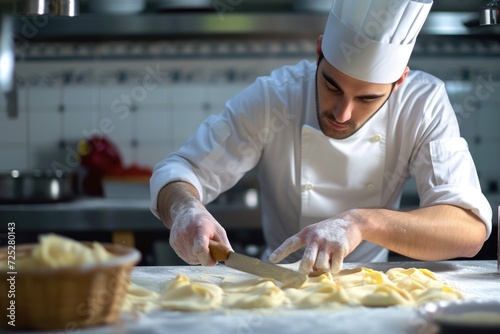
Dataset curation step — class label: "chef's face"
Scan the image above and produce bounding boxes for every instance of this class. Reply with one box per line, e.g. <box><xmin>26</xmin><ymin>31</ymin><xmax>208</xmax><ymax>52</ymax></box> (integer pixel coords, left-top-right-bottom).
<box><xmin>315</xmin><ymin>55</ymin><xmax>395</xmax><ymax>140</ymax></box>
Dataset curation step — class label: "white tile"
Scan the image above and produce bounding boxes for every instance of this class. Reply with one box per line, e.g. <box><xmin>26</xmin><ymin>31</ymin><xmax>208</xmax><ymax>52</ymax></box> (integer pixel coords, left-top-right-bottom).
<box><xmin>99</xmin><ymin>87</ymin><xmax>130</xmax><ymax>113</ymax></box>
<box><xmin>137</xmin><ymin>111</ymin><xmax>169</xmax><ymax>143</ymax></box>
<box><xmin>98</xmin><ymin>106</ymin><xmax>134</xmax><ymax>143</ymax></box>
<box><xmin>63</xmin><ymin>86</ymin><xmax>99</xmax><ymax>108</ymax></box>
<box><xmin>0</xmin><ymin>107</ymin><xmax>28</xmax><ymax>145</ymax></box>
<box><xmin>78</xmin><ymin>119</ymin><xmax>117</xmax><ymax>143</ymax></box>
<box><xmin>28</xmin><ymin>111</ymin><xmax>62</xmax><ymax>144</ymax></box>
<box><xmin>28</xmin><ymin>143</ymin><xmax>67</xmax><ymax>169</ymax></box>
<box><xmin>476</xmin><ymin>140</ymin><xmax>500</xmax><ymax>173</ymax></box>
<box><xmin>102</xmin><ymin>118</ymin><xmax>133</xmax><ymax>143</ymax></box>
<box><xmin>206</xmin><ymin>84</ymin><xmax>247</xmax><ymax>105</ymax></box>
<box><xmin>481</xmin><ymin>98</ymin><xmax>500</xmax><ymax>111</ymax></box>
<box><xmin>63</xmin><ymin>111</ymin><xmax>100</xmax><ymax>142</ymax></box>
<box><xmin>0</xmin><ymin>148</ymin><xmax>28</xmax><ymax>170</ymax></box>
<box><xmin>136</xmin><ymin>145</ymin><xmax>174</xmax><ymax>168</ymax></box>
<box><xmin>136</xmin><ymin>103</ymin><xmax>168</xmax><ymax>113</ymax></box>
<box><xmin>114</xmin><ymin>144</ymin><xmax>135</xmax><ymax>167</ymax></box>
<box><xmin>28</xmin><ymin>86</ymin><xmax>61</xmax><ymax>108</ymax></box>
<box><xmin>49</xmin><ymin>142</ymin><xmax>84</xmax><ymax>173</ymax></box>
<box><xmin>468</xmin><ymin>143</ymin><xmax>480</xmax><ymax>162</ymax></box>
<box><xmin>451</xmin><ymin>97</ymin><xmax>479</xmax><ymax>141</ymax></box>
<box><xmin>65</xmin><ymin>104</ymin><xmax>99</xmax><ymax>113</ymax></box>
<box><xmin>17</xmin><ymin>87</ymin><xmax>29</xmax><ymax>107</ymax></box>
<box><xmin>0</xmin><ymin>91</ymin><xmax>5</xmax><ymax>109</ymax></box>
<box><xmin>477</xmin><ymin>171</ymin><xmax>500</xmax><ymax>195</ymax></box>
<box><xmin>98</xmin><ymin>83</ymin><xmax>155</xmax><ymax>111</ymax></box>
<box><xmin>138</xmin><ymin>85</ymin><xmax>169</xmax><ymax>106</ymax></box>
<box><xmin>172</xmin><ymin>109</ymin><xmax>207</xmax><ymax>146</ymax></box>
<box><xmin>477</xmin><ymin>106</ymin><xmax>500</xmax><ymax>138</ymax></box>
<box><xmin>171</xmin><ymin>84</ymin><xmax>207</xmax><ymax>109</ymax></box>
<box><xmin>172</xmin><ymin>138</ymin><xmax>187</xmax><ymax>152</ymax></box>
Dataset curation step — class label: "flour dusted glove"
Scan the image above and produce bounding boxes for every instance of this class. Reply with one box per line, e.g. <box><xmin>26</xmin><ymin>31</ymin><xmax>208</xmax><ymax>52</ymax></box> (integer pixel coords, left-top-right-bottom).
<box><xmin>169</xmin><ymin>201</ymin><xmax>232</xmax><ymax>266</ymax></box>
<box><xmin>269</xmin><ymin>218</ymin><xmax>363</xmax><ymax>274</ymax></box>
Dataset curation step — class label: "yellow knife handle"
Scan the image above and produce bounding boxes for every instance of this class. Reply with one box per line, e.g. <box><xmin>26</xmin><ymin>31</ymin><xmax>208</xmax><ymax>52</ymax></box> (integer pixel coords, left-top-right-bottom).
<box><xmin>208</xmin><ymin>240</ymin><xmax>231</xmax><ymax>262</ymax></box>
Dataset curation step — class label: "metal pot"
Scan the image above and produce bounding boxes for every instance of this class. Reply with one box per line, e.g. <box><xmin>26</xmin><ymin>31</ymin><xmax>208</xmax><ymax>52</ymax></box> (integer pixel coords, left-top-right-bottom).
<box><xmin>0</xmin><ymin>169</ymin><xmax>77</xmax><ymax>204</ymax></box>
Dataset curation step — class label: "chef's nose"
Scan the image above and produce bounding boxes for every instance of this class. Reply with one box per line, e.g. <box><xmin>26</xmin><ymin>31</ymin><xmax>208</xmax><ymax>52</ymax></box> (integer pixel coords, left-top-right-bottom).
<box><xmin>332</xmin><ymin>100</ymin><xmax>353</xmax><ymax>123</ymax></box>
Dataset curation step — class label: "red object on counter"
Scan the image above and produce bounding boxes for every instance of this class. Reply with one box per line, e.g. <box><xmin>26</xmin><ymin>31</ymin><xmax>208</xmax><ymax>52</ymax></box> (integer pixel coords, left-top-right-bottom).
<box><xmin>107</xmin><ymin>164</ymin><xmax>153</xmax><ymax>178</ymax></box>
<box><xmin>80</xmin><ymin>136</ymin><xmax>123</xmax><ymax>175</ymax></box>
<box><xmin>79</xmin><ymin>136</ymin><xmax>123</xmax><ymax>196</ymax></box>
<box><xmin>78</xmin><ymin>136</ymin><xmax>153</xmax><ymax>196</ymax></box>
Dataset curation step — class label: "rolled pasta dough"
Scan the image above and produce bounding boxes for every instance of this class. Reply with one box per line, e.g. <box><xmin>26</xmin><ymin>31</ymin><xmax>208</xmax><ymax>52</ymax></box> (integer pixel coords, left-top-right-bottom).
<box><xmin>220</xmin><ymin>277</ymin><xmax>287</xmax><ymax>309</ymax></box>
<box><xmin>15</xmin><ymin>234</ymin><xmax>114</xmax><ymax>269</ymax></box>
<box><xmin>159</xmin><ymin>274</ymin><xmax>223</xmax><ymax>311</ymax></box>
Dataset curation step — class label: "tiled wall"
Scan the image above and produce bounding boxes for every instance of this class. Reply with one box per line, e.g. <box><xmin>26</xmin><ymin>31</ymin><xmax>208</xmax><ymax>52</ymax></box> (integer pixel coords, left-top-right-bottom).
<box><xmin>1</xmin><ymin>39</ymin><xmax>499</xmax><ymax>196</ymax></box>
<box><xmin>408</xmin><ymin>56</ymin><xmax>500</xmax><ymax>194</ymax></box>
<box><xmin>0</xmin><ymin>40</ymin><xmax>314</xmax><ymax>173</ymax></box>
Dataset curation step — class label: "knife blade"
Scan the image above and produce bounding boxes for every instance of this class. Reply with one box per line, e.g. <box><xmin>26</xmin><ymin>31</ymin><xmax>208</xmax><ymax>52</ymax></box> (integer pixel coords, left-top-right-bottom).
<box><xmin>208</xmin><ymin>240</ymin><xmax>307</xmax><ymax>289</ymax></box>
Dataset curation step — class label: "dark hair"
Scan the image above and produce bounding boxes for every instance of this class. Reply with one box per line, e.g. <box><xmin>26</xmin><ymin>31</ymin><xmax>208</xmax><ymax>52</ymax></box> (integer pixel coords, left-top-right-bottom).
<box><xmin>317</xmin><ymin>51</ymin><xmax>325</xmax><ymax>66</ymax></box>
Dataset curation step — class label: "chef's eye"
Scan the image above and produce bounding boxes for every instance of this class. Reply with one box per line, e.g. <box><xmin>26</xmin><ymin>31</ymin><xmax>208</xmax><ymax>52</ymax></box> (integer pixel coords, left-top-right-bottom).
<box><xmin>324</xmin><ymin>83</ymin><xmax>341</xmax><ymax>94</ymax></box>
<box><xmin>358</xmin><ymin>97</ymin><xmax>376</xmax><ymax>104</ymax></box>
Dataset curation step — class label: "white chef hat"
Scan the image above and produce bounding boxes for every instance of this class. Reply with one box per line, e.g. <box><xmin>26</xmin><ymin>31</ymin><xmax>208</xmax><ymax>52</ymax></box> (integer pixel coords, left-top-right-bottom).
<box><xmin>321</xmin><ymin>0</ymin><xmax>433</xmax><ymax>84</ymax></box>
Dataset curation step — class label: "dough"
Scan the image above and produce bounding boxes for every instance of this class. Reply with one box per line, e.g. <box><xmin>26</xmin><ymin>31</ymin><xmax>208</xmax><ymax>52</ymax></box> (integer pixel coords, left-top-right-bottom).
<box><xmin>332</xmin><ymin>267</ymin><xmax>392</xmax><ymax>288</ymax></box>
<box><xmin>412</xmin><ymin>286</ymin><xmax>463</xmax><ymax>305</ymax></box>
<box><xmin>386</xmin><ymin>267</ymin><xmax>442</xmax><ymax>291</ymax></box>
<box><xmin>219</xmin><ymin>277</ymin><xmax>287</xmax><ymax>309</ymax></box>
<box><xmin>345</xmin><ymin>283</ymin><xmax>413</xmax><ymax>306</ymax></box>
<box><xmin>3</xmin><ymin>234</ymin><xmax>465</xmax><ymax>312</ymax></box>
<box><xmin>282</xmin><ymin>268</ymin><xmax>415</xmax><ymax>308</ymax></box>
<box><xmin>284</xmin><ymin>272</ymin><xmax>349</xmax><ymax>308</ymax></box>
<box><xmin>5</xmin><ymin>234</ymin><xmax>464</xmax><ymax>312</ymax></box>
<box><xmin>122</xmin><ymin>282</ymin><xmax>160</xmax><ymax>313</ymax></box>
<box><xmin>159</xmin><ymin>274</ymin><xmax>223</xmax><ymax>312</ymax></box>
<box><xmin>15</xmin><ymin>234</ymin><xmax>114</xmax><ymax>269</ymax></box>
<box><xmin>131</xmin><ymin>266</ymin><xmax>463</xmax><ymax>312</ymax></box>
<box><xmin>386</xmin><ymin>268</ymin><xmax>462</xmax><ymax>305</ymax></box>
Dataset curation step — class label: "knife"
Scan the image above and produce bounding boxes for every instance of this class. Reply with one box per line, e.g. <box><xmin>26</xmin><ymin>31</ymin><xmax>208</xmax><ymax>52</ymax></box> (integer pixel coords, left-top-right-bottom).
<box><xmin>208</xmin><ymin>240</ymin><xmax>307</xmax><ymax>289</ymax></box>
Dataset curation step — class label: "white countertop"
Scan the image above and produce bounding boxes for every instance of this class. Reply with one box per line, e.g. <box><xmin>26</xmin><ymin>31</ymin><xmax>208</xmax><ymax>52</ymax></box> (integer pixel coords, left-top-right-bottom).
<box><xmin>5</xmin><ymin>260</ymin><xmax>499</xmax><ymax>334</ymax></box>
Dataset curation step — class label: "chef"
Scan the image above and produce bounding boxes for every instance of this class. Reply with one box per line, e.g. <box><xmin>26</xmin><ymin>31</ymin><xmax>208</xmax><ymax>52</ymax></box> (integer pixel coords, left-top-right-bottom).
<box><xmin>150</xmin><ymin>0</ymin><xmax>493</xmax><ymax>274</ymax></box>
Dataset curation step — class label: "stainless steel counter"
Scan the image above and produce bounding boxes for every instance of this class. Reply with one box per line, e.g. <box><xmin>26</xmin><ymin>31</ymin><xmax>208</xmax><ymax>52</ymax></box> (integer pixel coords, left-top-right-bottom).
<box><xmin>4</xmin><ymin>260</ymin><xmax>499</xmax><ymax>334</ymax></box>
<box><xmin>0</xmin><ymin>197</ymin><xmax>262</xmax><ymax>231</ymax></box>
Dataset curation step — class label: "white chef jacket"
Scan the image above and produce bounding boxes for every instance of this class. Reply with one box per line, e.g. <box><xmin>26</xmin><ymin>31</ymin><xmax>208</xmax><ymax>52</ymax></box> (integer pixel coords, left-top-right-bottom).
<box><xmin>150</xmin><ymin>60</ymin><xmax>492</xmax><ymax>264</ymax></box>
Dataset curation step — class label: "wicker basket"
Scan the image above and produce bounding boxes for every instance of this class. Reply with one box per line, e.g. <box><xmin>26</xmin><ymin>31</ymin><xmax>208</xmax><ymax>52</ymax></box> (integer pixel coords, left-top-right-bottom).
<box><xmin>0</xmin><ymin>242</ymin><xmax>141</xmax><ymax>330</ymax></box>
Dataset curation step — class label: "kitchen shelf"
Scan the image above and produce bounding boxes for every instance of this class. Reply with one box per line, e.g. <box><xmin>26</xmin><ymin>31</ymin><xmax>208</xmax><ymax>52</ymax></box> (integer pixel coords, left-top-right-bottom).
<box><xmin>11</xmin><ymin>12</ymin><xmax>500</xmax><ymax>41</ymax></box>
<box><xmin>13</xmin><ymin>12</ymin><xmax>329</xmax><ymax>41</ymax></box>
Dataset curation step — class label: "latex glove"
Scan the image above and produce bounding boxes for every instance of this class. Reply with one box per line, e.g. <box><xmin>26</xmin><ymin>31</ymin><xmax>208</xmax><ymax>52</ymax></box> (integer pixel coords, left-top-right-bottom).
<box><xmin>269</xmin><ymin>217</ymin><xmax>363</xmax><ymax>274</ymax></box>
<box><xmin>169</xmin><ymin>201</ymin><xmax>232</xmax><ymax>266</ymax></box>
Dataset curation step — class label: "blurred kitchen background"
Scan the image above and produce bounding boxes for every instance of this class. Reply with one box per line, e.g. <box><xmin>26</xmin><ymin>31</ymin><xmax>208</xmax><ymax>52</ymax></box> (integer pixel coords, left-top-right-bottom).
<box><xmin>0</xmin><ymin>0</ymin><xmax>499</xmax><ymax>265</ymax></box>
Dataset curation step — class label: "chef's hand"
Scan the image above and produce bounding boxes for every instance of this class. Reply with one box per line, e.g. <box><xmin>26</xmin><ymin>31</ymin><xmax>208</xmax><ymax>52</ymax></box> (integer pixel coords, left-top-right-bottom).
<box><xmin>269</xmin><ymin>213</ymin><xmax>363</xmax><ymax>274</ymax></box>
<box><xmin>168</xmin><ymin>201</ymin><xmax>232</xmax><ymax>267</ymax></box>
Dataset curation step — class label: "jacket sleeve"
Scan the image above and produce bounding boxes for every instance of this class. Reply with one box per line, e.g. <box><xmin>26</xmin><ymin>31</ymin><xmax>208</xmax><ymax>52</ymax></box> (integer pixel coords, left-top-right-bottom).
<box><xmin>150</xmin><ymin>77</ymin><xmax>272</xmax><ymax>219</ymax></box>
<box><xmin>408</xmin><ymin>81</ymin><xmax>493</xmax><ymax>238</ymax></box>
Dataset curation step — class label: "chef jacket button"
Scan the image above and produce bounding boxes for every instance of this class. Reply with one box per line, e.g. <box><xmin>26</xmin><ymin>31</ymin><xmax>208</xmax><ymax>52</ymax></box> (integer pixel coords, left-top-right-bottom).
<box><xmin>304</xmin><ymin>183</ymin><xmax>314</xmax><ymax>191</ymax></box>
<box><xmin>366</xmin><ymin>183</ymin><xmax>375</xmax><ymax>190</ymax></box>
<box><xmin>370</xmin><ymin>134</ymin><xmax>382</xmax><ymax>143</ymax></box>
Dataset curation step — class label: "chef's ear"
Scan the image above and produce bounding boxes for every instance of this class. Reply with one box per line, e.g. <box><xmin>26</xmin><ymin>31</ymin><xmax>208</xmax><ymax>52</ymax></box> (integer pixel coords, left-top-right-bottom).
<box><xmin>392</xmin><ymin>66</ymin><xmax>410</xmax><ymax>93</ymax></box>
<box><xmin>316</xmin><ymin>35</ymin><xmax>323</xmax><ymax>63</ymax></box>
